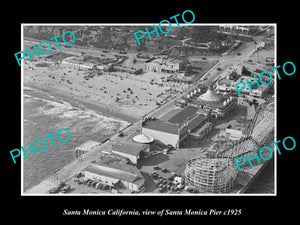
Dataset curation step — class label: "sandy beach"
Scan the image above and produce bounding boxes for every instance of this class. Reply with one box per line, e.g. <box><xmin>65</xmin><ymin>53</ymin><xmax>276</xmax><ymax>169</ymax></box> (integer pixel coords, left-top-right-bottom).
<box><xmin>24</xmin><ymin>58</ymin><xmax>189</xmax><ymax>121</ymax></box>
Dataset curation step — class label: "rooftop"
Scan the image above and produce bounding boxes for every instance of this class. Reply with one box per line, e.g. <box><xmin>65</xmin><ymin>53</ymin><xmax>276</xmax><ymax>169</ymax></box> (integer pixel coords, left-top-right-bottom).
<box><xmin>234</xmin><ymin>75</ymin><xmax>271</xmax><ymax>92</ymax></box>
<box><xmin>112</xmin><ymin>142</ymin><xmax>147</xmax><ymax>156</ymax></box>
<box><xmin>167</xmin><ymin>105</ymin><xmax>200</xmax><ymax>125</ymax></box>
<box><xmin>218</xmin><ymin>78</ymin><xmax>233</xmax><ymax>86</ymax></box>
<box><xmin>187</xmin><ymin>113</ymin><xmax>208</xmax><ymax>132</ymax></box>
<box><xmin>84</xmin><ymin>161</ymin><xmax>144</xmax><ymax>186</ymax></box>
<box><xmin>197</xmin><ymin>87</ymin><xmax>222</xmax><ymax>102</ymax></box>
<box><xmin>142</xmin><ymin>120</ymin><xmax>179</xmax><ymax>134</ymax></box>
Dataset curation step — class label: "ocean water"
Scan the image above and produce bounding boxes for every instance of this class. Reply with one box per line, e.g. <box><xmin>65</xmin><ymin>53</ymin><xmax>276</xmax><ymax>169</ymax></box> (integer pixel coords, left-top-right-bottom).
<box><xmin>23</xmin><ymin>88</ymin><xmax>129</xmax><ymax>191</ymax></box>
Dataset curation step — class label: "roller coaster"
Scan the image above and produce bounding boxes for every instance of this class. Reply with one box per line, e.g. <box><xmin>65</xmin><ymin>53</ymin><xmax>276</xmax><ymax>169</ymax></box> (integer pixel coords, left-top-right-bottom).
<box><xmin>216</xmin><ymin>96</ymin><xmax>275</xmax><ymax>160</ymax></box>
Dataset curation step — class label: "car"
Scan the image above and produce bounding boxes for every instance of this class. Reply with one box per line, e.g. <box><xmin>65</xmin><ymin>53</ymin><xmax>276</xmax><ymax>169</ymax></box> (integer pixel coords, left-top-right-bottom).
<box><xmin>163</xmin><ymin>148</ymin><xmax>170</xmax><ymax>155</ymax></box>
<box><xmin>168</xmin><ymin>177</ymin><xmax>174</xmax><ymax>181</ymax></box>
<box><xmin>91</xmin><ymin>181</ymin><xmax>97</xmax><ymax>187</ymax></box>
<box><xmin>237</xmin><ymin>53</ymin><xmax>241</xmax><ymax>56</ymax></box>
<box><xmin>158</xmin><ymin>187</ymin><xmax>166</xmax><ymax>193</ymax></box>
<box><xmin>162</xmin><ymin>168</ymin><xmax>169</xmax><ymax>173</ymax></box>
<box><xmin>48</xmin><ymin>188</ymin><xmax>59</xmax><ymax>194</ymax></box>
<box><xmin>152</xmin><ymin>176</ymin><xmax>159</xmax><ymax>180</ymax></box>
<box><xmin>154</xmin><ymin>166</ymin><xmax>162</xmax><ymax>170</ymax></box>
<box><xmin>166</xmin><ymin>144</ymin><xmax>175</xmax><ymax>150</ymax></box>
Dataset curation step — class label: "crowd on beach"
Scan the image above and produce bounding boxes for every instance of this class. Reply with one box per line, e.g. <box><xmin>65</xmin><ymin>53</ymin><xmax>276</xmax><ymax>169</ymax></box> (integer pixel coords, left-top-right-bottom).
<box><xmin>24</xmin><ymin>60</ymin><xmax>190</xmax><ymax>118</ymax></box>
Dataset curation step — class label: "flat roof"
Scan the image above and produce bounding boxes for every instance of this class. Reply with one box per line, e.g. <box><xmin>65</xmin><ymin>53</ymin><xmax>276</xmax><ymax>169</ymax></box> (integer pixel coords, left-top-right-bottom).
<box><xmin>143</xmin><ymin>120</ymin><xmax>179</xmax><ymax>135</ymax></box>
<box><xmin>112</xmin><ymin>142</ymin><xmax>147</xmax><ymax>156</ymax></box>
<box><xmin>167</xmin><ymin>58</ymin><xmax>183</xmax><ymax>64</ymax></box>
<box><xmin>234</xmin><ymin>75</ymin><xmax>270</xmax><ymax>92</ymax></box>
<box><xmin>188</xmin><ymin>113</ymin><xmax>208</xmax><ymax>132</ymax></box>
<box><xmin>218</xmin><ymin>78</ymin><xmax>233</xmax><ymax>86</ymax></box>
<box><xmin>160</xmin><ymin>108</ymin><xmax>182</xmax><ymax>121</ymax></box>
<box><xmin>167</xmin><ymin>105</ymin><xmax>200</xmax><ymax>125</ymax></box>
<box><xmin>190</xmin><ymin>122</ymin><xmax>212</xmax><ymax>136</ymax></box>
<box><xmin>85</xmin><ymin>161</ymin><xmax>144</xmax><ymax>185</ymax></box>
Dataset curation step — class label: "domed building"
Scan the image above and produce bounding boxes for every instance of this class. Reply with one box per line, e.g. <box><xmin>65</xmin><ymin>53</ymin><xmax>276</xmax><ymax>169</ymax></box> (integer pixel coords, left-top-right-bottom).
<box><xmin>198</xmin><ymin>87</ymin><xmax>222</xmax><ymax>102</ymax></box>
<box><xmin>191</xmin><ymin>86</ymin><xmax>235</xmax><ymax>118</ymax></box>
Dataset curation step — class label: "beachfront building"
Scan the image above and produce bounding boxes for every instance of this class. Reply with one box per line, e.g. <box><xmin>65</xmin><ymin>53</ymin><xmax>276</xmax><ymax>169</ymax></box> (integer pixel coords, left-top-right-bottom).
<box><xmin>216</xmin><ymin>78</ymin><xmax>233</xmax><ymax>92</ymax></box>
<box><xmin>232</xmin><ymin>75</ymin><xmax>272</xmax><ymax>98</ymax></box>
<box><xmin>144</xmin><ymin>57</ymin><xmax>185</xmax><ymax>74</ymax></box>
<box><xmin>189</xmin><ymin>86</ymin><xmax>236</xmax><ymax>118</ymax></box>
<box><xmin>83</xmin><ymin>161</ymin><xmax>145</xmax><ymax>192</ymax></box>
<box><xmin>61</xmin><ymin>56</ymin><xmax>95</xmax><ymax>69</ymax></box>
<box><xmin>75</xmin><ymin>141</ymin><xmax>101</xmax><ymax>159</ymax></box>
<box><xmin>142</xmin><ymin>105</ymin><xmax>211</xmax><ymax>148</ymax></box>
<box><xmin>219</xmin><ymin>25</ymin><xmax>250</xmax><ymax>34</ymax></box>
<box><xmin>111</xmin><ymin>142</ymin><xmax>149</xmax><ymax>165</ymax></box>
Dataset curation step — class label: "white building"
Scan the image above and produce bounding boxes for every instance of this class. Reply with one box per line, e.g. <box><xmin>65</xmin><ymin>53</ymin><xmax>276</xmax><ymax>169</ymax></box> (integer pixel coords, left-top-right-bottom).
<box><xmin>111</xmin><ymin>142</ymin><xmax>149</xmax><ymax>165</ymax></box>
<box><xmin>84</xmin><ymin>161</ymin><xmax>145</xmax><ymax>192</ymax></box>
<box><xmin>61</xmin><ymin>56</ymin><xmax>95</xmax><ymax>69</ymax></box>
<box><xmin>142</xmin><ymin>106</ymin><xmax>211</xmax><ymax>147</ymax></box>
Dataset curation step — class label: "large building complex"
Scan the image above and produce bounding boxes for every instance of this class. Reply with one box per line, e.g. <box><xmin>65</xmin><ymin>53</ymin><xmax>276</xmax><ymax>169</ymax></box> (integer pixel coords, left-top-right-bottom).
<box><xmin>189</xmin><ymin>86</ymin><xmax>236</xmax><ymax>118</ymax></box>
<box><xmin>232</xmin><ymin>75</ymin><xmax>272</xmax><ymax>98</ymax></box>
<box><xmin>142</xmin><ymin>105</ymin><xmax>212</xmax><ymax>147</ymax></box>
<box><xmin>144</xmin><ymin>57</ymin><xmax>185</xmax><ymax>73</ymax></box>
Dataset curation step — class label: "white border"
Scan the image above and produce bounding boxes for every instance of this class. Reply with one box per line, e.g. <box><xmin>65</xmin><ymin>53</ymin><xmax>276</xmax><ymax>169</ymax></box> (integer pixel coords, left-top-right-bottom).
<box><xmin>21</xmin><ymin>23</ymin><xmax>277</xmax><ymax>196</ymax></box>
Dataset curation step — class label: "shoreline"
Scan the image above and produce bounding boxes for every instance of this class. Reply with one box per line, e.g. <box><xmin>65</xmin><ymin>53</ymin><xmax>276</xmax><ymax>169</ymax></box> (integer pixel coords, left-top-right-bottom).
<box><xmin>24</xmin><ymin>83</ymin><xmax>138</xmax><ymax>123</ymax></box>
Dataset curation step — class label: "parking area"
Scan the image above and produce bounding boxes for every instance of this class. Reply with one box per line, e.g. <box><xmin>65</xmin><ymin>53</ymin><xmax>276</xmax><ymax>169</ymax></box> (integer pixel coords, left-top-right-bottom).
<box><xmin>139</xmin><ymin>147</ymin><xmax>207</xmax><ymax>194</ymax></box>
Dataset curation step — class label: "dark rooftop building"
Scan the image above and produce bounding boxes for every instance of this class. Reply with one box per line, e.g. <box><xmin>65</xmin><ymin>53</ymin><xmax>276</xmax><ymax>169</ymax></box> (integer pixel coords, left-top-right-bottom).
<box><xmin>167</xmin><ymin>105</ymin><xmax>199</xmax><ymax>125</ymax></box>
<box><xmin>142</xmin><ymin>105</ymin><xmax>211</xmax><ymax>147</ymax></box>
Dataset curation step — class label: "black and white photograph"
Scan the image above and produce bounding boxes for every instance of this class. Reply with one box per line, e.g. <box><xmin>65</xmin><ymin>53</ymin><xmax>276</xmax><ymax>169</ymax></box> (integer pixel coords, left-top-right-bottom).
<box><xmin>21</xmin><ymin>24</ymin><xmax>276</xmax><ymax>196</ymax></box>
<box><xmin>3</xmin><ymin>4</ymin><xmax>298</xmax><ymax>223</ymax></box>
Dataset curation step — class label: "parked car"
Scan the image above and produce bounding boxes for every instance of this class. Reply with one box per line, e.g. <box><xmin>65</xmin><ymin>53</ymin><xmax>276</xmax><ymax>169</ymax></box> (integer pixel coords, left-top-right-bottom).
<box><xmin>163</xmin><ymin>148</ymin><xmax>170</xmax><ymax>155</ymax></box>
<box><xmin>152</xmin><ymin>174</ymin><xmax>159</xmax><ymax>180</ymax></box>
<box><xmin>154</xmin><ymin>166</ymin><xmax>162</xmax><ymax>170</ymax></box>
<box><xmin>162</xmin><ymin>168</ymin><xmax>169</xmax><ymax>173</ymax></box>
<box><xmin>47</xmin><ymin>188</ymin><xmax>59</xmax><ymax>194</ymax></box>
<box><xmin>91</xmin><ymin>181</ymin><xmax>97</xmax><ymax>187</ymax></box>
<box><xmin>166</xmin><ymin>144</ymin><xmax>175</xmax><ymax>150</ymax></box>
<box><xmin>158</xmin><ymin>187</ymin><xmax>166</xmax><ymax>193</ymax></box>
